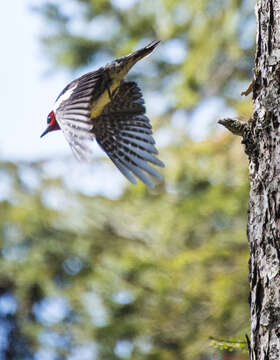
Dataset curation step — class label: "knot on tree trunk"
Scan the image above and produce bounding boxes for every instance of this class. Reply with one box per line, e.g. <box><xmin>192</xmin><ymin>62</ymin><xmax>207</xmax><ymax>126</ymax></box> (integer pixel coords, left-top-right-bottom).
<box><xmin>218</xmin><ymin>117</ymin><xmax>258</xmax><ymax>159</ymax></box>
<box><xmin>218</xmin><ymin>118</ymin><xmax>249</xmax><ymax>136</ymax></box>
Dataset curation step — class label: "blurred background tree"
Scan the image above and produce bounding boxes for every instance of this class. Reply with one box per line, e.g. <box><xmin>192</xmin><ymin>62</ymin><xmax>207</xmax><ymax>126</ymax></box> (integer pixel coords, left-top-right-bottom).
<box><xmin>0</xmin><ymin>0</ymin><xmax>255</xmax><ymax>359</ymax></box>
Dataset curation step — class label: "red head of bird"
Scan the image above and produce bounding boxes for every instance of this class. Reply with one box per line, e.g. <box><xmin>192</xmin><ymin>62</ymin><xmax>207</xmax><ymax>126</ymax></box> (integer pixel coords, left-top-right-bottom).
<box><xmin>41</xmin><ymin>111</ymin><xmax>60</xmax><ymax>138</ymax></box>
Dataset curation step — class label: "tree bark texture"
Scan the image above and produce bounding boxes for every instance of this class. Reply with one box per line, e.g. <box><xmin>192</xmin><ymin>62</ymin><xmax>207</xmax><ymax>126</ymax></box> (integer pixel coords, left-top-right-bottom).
<box><xmin>247</xmin><ymin>0</ymin><xmax>280</xmax><ymax>359</ymax></box>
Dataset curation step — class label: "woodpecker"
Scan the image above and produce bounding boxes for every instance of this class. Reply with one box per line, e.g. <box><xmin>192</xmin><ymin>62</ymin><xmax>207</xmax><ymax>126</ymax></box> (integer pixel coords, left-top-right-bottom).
<box><xmin>41</xmin><ymin>40</ymin><xmax>164</xmax><ymax>188</ymax></box>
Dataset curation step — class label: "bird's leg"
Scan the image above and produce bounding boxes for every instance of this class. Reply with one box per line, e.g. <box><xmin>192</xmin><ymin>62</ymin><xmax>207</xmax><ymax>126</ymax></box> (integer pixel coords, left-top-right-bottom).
<box><xmin>105</xmin><ymin>71</ymin><xmax>113</xmax><ymax>100</ymax></box>
<box><xmin>106</xmin><ymin>84</ymin><xmax>113</xmax><ymax>100</ymax></box>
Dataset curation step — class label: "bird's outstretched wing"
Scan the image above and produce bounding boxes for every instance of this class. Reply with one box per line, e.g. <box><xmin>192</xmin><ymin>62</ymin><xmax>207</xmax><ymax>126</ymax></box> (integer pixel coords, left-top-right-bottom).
<box><xmin>54</xmin><ymin>41</ymin><xmax>162</xmax><ymax>169</ymax></box>
<box><xmin>93</xmin><ymin>81</ymin><xmax>164</xmax><ymax>187</ymax></box>
<box><xmin>54</xmin><ymin>68</ymin><xmax>105</xmax><ymax>161</ymax></box>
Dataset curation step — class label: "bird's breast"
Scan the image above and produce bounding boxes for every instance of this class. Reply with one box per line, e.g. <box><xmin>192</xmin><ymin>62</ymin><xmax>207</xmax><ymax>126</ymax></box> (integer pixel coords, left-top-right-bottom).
<box><xmin>90</xmin><ymin>78</ymin><xmax>120</xmax><ymax>118</ymax></box>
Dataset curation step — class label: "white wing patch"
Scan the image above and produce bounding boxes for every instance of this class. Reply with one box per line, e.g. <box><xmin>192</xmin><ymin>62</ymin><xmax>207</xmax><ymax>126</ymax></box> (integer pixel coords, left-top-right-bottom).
<box><xmin>53</xmin><ymin>84</ymin><xmax>78</xmax><ymax>112</ymax></box>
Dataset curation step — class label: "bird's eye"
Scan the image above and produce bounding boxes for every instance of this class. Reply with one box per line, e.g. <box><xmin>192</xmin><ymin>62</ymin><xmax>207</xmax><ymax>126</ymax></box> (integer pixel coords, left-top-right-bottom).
<box><xmin>47</xmin><ymin>115</ymin><xmax>51</xmax><ymax>124</ymax></box>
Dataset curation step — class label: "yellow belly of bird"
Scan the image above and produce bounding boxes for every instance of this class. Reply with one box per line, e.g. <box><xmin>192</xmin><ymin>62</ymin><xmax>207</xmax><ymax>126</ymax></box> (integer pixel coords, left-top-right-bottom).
<box><xmin>90</xmin><ymin>79</ymin><xmax>121</xmax><ymax>118</ymax></box>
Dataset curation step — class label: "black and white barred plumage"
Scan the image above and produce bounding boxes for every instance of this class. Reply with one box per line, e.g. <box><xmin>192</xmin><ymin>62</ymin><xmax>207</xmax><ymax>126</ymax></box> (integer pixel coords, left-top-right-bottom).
<box><xmin>42</xmin><ymin>41</ymin><xmax>164</xmax><ymax>187</ymax></box>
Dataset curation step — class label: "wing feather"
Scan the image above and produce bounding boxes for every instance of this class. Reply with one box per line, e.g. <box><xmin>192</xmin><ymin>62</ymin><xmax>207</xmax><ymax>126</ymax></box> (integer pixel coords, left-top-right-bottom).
<box><xmin>93</xmin><ymin>81</ymin><xmax>164</xmax><ymax>187</ymax></box>
<box><xmin>54</xmin><ymin>71</ymin><xmax>164</xmax><ymax>186</ymax></box>
<box><xmin>54</xmin><ymin>69</ymin><xmax>105</xmax><ymax>160</ymax></box>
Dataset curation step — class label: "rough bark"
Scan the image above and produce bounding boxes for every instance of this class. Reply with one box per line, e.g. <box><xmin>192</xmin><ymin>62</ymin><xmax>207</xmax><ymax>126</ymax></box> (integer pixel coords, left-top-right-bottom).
<box><xmin>220</xmin><ymin>1</ymin><xmax>280</xmax><ymax>359</ymax></box>
<box><xmin>247</xmin><ymin>1</ymin><xmax>280</xmax><ymax>358</ymax></box>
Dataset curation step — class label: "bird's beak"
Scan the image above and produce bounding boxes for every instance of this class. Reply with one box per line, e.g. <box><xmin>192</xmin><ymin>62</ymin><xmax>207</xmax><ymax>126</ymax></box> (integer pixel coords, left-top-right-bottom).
<box><xmin>40</xmin><ymin>126</ymin><xmax>50</xmax><ymax>138</ymax></box>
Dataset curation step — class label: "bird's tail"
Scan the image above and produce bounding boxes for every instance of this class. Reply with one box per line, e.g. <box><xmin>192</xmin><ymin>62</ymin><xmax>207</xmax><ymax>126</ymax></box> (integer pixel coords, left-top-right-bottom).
<box><xmin>128</xmin><ymin>40</ymin><xmax>161</xmax><ymax>63</ymax></box>
<box><xmin>110</xmin><ymin>40</ymin><xmax>160</xmax><ymax>78</ymax></box>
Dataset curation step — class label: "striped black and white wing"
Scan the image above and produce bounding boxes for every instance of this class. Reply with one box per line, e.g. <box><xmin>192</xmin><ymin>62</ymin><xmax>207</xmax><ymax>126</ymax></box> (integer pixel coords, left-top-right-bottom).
<box><xmin>93</xmin><ymin>81</ymin><xmax>165</xmax><ymax>187</ymax></box>
<box><xmin>54</xmin><ymin>68</ymin><xmax>105</xmax><ymax>161</ymax></box>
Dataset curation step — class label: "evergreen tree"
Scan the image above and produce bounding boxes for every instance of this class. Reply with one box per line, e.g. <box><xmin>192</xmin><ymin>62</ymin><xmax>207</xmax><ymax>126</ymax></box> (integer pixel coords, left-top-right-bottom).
<box><xmin>0</xmin><ymin>0</ymin><xmax>256</xmax><ymax>358</ymax></box>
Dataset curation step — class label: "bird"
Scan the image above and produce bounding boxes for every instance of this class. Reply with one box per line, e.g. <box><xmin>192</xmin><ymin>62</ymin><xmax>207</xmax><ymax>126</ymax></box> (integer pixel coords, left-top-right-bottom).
<box><xmin>41</xmin><ymin>40</ymin><xmax>164</xmax><ymax>188</ymax></box>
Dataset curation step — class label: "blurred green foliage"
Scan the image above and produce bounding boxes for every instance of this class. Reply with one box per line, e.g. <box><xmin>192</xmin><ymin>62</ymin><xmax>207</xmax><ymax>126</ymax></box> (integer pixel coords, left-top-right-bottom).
<box><xmin>0</xmin><ymin>136</ymin><xmax>249</xmax><ymax>359</ymax></box>
<box><xmin>0</xmin><ymin>0</ymin><xmax>255</xmax><ymax>358</ymax></box>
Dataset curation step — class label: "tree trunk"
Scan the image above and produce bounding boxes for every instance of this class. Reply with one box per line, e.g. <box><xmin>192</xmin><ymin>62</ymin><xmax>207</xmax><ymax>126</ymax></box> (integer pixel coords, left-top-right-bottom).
<box><xmin>248</xmin><ymin>0</ymin><xmax>280</xmax><ymax>359</ymax></box>
<box><xmin>220</xmin><ymin>0</ymin><xmax>280</xmax><ymax>359</ymax></box>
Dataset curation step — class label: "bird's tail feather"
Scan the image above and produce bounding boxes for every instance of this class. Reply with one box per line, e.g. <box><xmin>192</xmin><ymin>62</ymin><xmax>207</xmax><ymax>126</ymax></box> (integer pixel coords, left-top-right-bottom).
<box><xmin>112</xmin><ymin>40</ymin><xmax>160</xmax><ymax>76</ymax></box>
<box><xmin>129</xmin><ymin>40</ymin><xmax>161</xmax><ymax>62</ymax></box>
